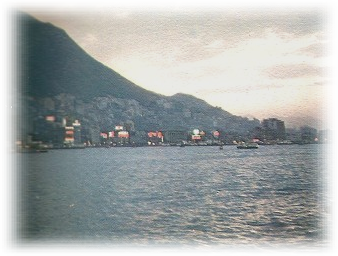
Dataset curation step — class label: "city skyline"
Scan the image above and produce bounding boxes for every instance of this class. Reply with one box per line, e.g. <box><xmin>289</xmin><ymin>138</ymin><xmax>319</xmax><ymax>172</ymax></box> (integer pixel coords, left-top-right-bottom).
<box><xmin>26</xmin><ymin>6</ymin><xmax>328</xmax><ymax>129</ymax></box>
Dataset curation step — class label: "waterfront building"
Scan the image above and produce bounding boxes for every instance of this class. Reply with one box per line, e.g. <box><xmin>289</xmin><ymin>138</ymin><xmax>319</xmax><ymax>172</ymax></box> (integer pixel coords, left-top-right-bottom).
<box><xmin>32</xmin><ymin>115</ymin><xmax>65</xmax><ymax>146</ymax></box>
<box><xmin>285</xmin><ymin>128</ymin><xmax>301</xmax><ymax>143</ymax></box>
<box><xmin>72</xmin><ymin>119</ymin><xmax>82</xmax><ymax>145</ymax></box>
<box><xmin>61</xmin><ymin>118</ymin><xmax>83</xmax><ymax>146</ymax></box>
<box><xmin>300</xmin><ymin>126</ymin><xmax>318</xmax><ymax>143</ymax></box>
<box><xmin>147</xmin><ymin>131</ymin><xmax>164</xmax><ymax>145</ymax></box>
<box><xmin>163</xmin><ymin>130</ymin><xmax>187</xmax><ymax>144</ymax></box>
<box><xmin>64</xmin><ymin>126</ymin><xmax>75</xmax><ymax>144</ymax></box>
<box><xmin>191</xmin><ymin>129</ymin><xmax>202</xmax><ymax>142</ymax></box>
<box><xmin>261</xmin><ymin>118</ymin><xmax>286</xmax><ymax>141</ymax></box>
<box><xmin>117</xmin><ymin>130</ymin><xmax>130</xmax><ymax>144</ymax></box>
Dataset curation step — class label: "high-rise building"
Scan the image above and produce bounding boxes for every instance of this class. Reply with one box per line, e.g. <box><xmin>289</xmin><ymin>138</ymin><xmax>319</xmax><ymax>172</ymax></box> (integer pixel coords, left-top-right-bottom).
<box><xmin>64</xmin><ymin>126</ymin><xmax>75</xmax><ymax>144</ymax></box>
<box><xmin>261</xmin><ymin>118</ymin><xmax>286</xmax><ymax>141</ymax></box>
<box><xmin>63</xmin><ymin>119</ymin><xmax>82</xmax><ymax>146</ymax></box>
<box><xmin>72</xmin><ymin>120</ymin><xmax>82</xmax><ymax>145</ymax></box>
<box><xmin>300</xmin><ymin>126</ymin><xmax>317</xmax><ymax>143</ymax></box>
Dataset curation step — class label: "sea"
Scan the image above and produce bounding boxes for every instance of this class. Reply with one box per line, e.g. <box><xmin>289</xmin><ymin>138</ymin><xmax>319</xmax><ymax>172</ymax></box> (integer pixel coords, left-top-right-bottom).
<box><xmin>16</xmin><ymin>144</ymin><xmax>329</xmax><ymax>249</ymax></box>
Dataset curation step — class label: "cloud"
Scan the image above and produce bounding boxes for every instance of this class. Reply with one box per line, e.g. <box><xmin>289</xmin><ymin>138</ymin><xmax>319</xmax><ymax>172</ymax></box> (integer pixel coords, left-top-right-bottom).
<box><xmin>304</xmin><ymin>38</ymin><xmax>338</xmax><ymax>57</ymax></box>
<box><xmin>58</xmin><ymin>0</ymin><xmax>78</xmax><ymax>9</ymax></box>
<box><xmin>315</xmin><ymin>79</ymin><xmax>338</xmax><ymax>85</ymax></box>
<box><xmin>27</xmin><ymin>10</ymin><xmax>326</xmax><ymax>125</ymax></box>
<box><xmin>174</xmin><ymin>0</ymin><xmax>184</xmax><ymax>11</ymax></box>
<box><xmin>265</xmin><ymin>63</ymin><xmax>323</xmax><ymax>79</ymax></box>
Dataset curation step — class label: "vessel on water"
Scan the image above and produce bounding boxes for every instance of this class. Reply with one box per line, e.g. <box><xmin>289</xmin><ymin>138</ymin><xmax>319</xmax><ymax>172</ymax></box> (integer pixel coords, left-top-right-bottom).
<box><xmin>18</xmin><ymin>148</ymin><xmax>48</xmax><ymax>153</ymax></box>
<box><xmin>237</xmin><ymin>142</ymin><xmax>259</xmax><ymax>149</ymax></box>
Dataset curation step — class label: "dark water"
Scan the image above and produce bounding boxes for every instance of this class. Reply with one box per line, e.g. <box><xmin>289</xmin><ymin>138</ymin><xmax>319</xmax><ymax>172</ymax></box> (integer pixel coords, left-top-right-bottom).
<box><xmin>17</xmin><ymin>144</ymin><xmax>328</xmax><ymax>247</ymax></box>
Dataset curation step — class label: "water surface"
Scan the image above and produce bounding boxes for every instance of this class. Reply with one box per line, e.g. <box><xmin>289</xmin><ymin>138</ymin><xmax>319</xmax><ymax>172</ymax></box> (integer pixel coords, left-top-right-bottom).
<box><xmin>17</xmin><ymin>144</ymin><xmax>327</xmax><ymax>247</ymax></box>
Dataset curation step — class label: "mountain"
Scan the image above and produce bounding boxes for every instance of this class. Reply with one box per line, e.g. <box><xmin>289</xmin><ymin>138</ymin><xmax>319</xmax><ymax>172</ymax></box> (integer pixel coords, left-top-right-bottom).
<box><xmin>17</xmin><ymin>13</ymin><xmax>260</xmax><ymax>142</ymax></box>
<box><xmin>18</xmin><ymin>13</ymin><xmax>160</xmax><ymax>104</ymax></box>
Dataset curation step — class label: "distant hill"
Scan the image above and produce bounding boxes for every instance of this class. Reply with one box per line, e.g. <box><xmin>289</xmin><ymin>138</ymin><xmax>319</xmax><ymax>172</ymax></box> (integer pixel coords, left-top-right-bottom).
<box><xmin>278</xmin><ymin>115</ymin><xmax>335</xmax><ymax>130</ymax></box>
<box><xmin>17</xmin><ymin>13</ymin><xmax>260</xmax><ymax>142</ymax></box>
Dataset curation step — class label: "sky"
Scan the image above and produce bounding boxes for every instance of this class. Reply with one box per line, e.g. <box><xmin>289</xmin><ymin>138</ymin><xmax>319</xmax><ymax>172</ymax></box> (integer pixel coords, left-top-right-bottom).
<box><xmin>24</xmin><ymin>6</ymin><xmax>328</xmax><ymax>129</ymax></box>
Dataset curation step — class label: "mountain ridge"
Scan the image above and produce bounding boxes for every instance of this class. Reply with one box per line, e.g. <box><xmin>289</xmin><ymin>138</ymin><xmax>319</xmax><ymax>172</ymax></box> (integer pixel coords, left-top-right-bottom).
<box><xmin>17</xmin><ymin>13</ymin><xmax>260</xmax><ymax>142</ymax></box>
<box><xmin>19</xmin><ymin>13</ymin><xmax>162</xmax><ymax>103</ymax></box>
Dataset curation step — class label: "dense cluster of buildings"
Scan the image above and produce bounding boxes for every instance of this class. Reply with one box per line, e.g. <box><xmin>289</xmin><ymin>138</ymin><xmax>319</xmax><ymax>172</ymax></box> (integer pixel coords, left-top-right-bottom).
<box><xmin>19</xmin><ymin>115</ymin><xmax>329</xmax><ymax>149</ymax></box>
<box><xmin>24</xmin><ymin>115</ymin><xmax>83</xmax><ymax>148</ymax></box>
<box><xmin>0</xmin><ymin>112</ymin><xmax>338</xmax><ymax>152</ymax></box>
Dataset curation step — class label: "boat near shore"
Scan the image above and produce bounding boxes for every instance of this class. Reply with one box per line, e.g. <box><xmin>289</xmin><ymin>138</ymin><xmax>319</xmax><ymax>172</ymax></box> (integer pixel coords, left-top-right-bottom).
<box><xmin>237</xmin><ymin>142</ymin><xmax>259</xmax><ymax>149</ymax></box>
<box><xmin>17</xmin><ymin>147</ymin><xmax>48</xmax><ymax>153</ymax></box>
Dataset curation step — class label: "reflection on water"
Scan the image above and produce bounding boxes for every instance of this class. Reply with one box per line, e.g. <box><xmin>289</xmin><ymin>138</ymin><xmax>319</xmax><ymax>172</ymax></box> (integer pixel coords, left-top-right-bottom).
<box><xmin>18</xmin><ymin>144</ymin><xmax>327</xmax><ymax>247</ymax></box>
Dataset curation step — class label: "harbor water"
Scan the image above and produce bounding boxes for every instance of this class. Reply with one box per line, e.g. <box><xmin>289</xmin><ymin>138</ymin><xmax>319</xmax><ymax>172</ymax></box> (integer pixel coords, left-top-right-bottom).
<box><xmin>17</xmin><ymin>144</ymin><xmax>328</xmax><ymax>247</ymax></box>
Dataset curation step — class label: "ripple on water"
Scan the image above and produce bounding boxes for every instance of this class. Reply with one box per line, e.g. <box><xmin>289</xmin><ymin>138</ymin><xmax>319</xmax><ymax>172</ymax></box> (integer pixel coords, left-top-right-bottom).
<box><xmin>19</xmin><ymin>145</ymin><xmax>327</xmax><ymax>246</ymax></box>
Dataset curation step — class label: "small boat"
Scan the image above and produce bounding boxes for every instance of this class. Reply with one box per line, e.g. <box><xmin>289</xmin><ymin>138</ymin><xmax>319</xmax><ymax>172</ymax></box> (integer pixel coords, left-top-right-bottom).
<box><xmin>237</xmin><ymin>142</ymin><xmax>259</xmax><ymax>149</ymax></box>
<box><xmin>18</xmin><ymin>148</ymin><xmax>48</xmax><ymax>153</ymax></box>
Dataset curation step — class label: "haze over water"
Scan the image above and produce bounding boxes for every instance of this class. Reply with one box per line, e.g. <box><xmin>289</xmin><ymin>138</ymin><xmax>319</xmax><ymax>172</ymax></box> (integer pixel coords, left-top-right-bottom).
<box><xmin>18</xmin><ymin>144</ymin><xmax>327</xmax><ymax>247</ymax></box>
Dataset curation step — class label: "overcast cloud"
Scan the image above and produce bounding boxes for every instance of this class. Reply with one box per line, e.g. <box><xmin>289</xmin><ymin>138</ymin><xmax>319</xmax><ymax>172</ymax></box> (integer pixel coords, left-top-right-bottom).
<box><xmin>27</xmin><ymin>9</ymin><xmax>327</xmax><ymax>128</ymax></box>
